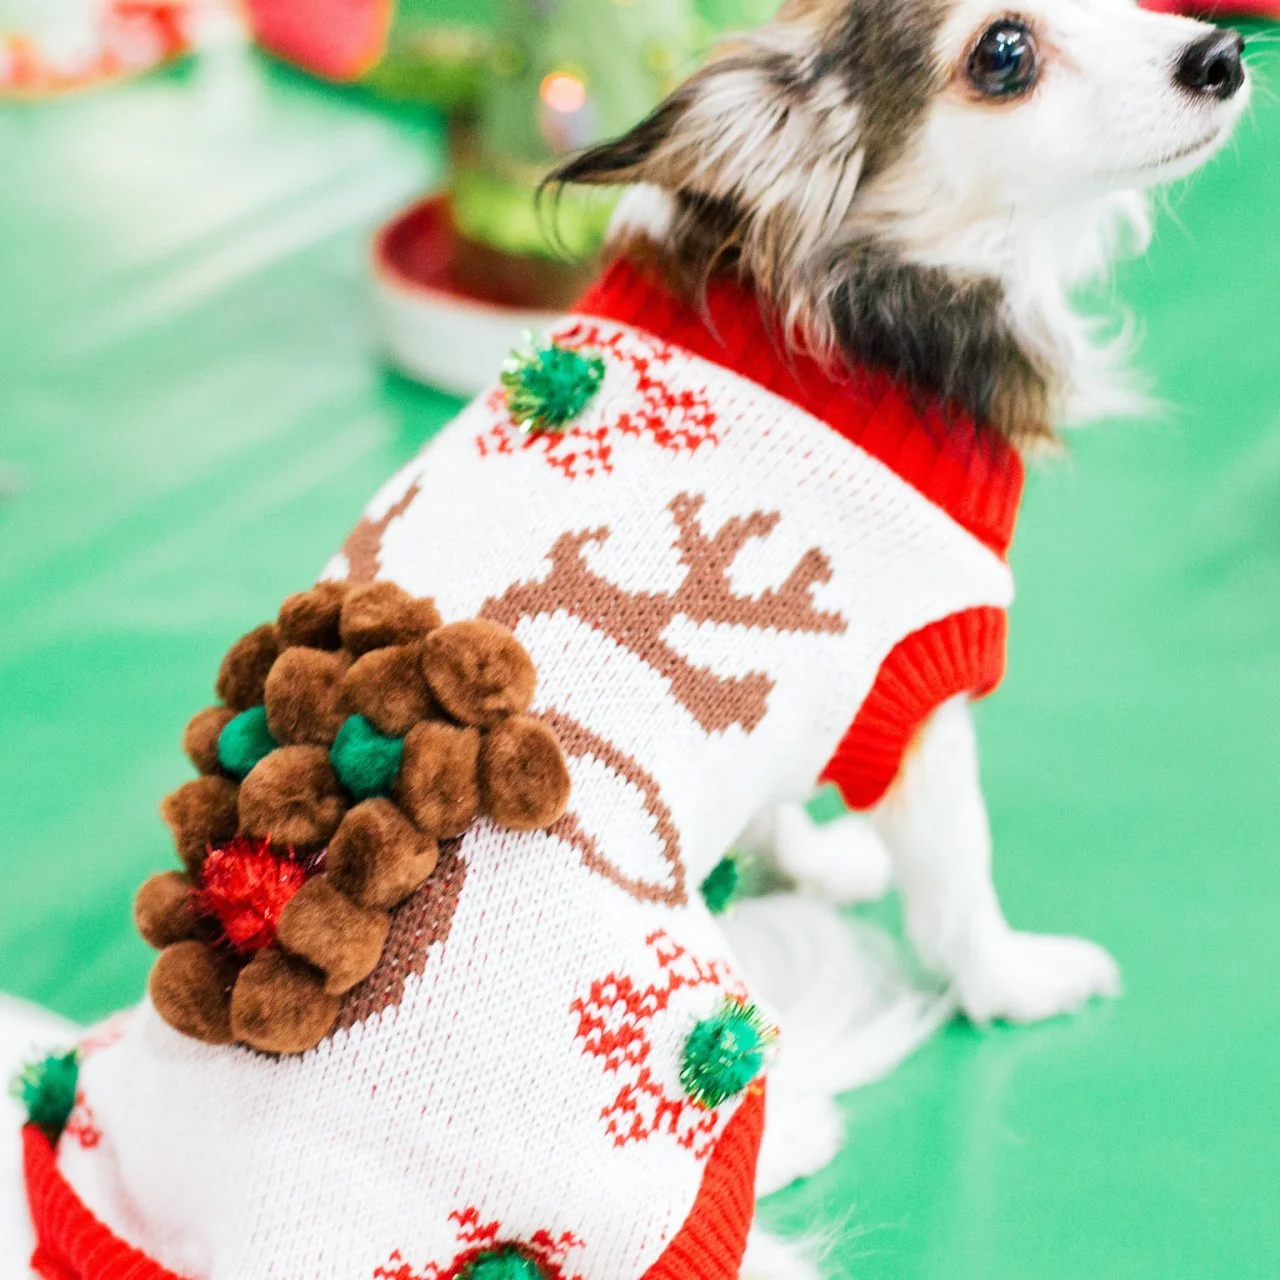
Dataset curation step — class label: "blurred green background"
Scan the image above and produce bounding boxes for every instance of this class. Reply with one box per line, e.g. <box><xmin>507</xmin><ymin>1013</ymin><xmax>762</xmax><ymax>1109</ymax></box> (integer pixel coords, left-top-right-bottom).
<box><xmin>1</xmin><ymin>20</ymin><xmax>1278</xmax><ymax>1280</ymax></box>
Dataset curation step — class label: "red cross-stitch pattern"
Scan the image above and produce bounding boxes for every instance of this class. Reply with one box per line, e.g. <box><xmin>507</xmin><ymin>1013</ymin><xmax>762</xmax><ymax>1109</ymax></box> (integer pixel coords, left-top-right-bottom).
<box><xmin>475</xmin><ymin>323</ymin><xmax>720</xmax><ymax>480</ymax></box>
<box><xmin>571</xmin><ymin>930</ymin><xmax>747</xmax><ymax>1159</ymax></box>
<box><xmin>77</xmin><ymin>1013</ymin><xmax>131</xmax><ymax>1059</ymax></box>
<box><xmin>64</xmin><ymin>1094</ymin><xmax>102</xmax><ymax>1151</ymax></box>
<box><xmin>61</xmin><ymin>1013</ymin><xmax>129</xmax><ymax>1151</ymax></box>
<box><xmin>374</xmin><ymin>1208</ymin><xmax>586</xmax><ymax>1280</ymax></box>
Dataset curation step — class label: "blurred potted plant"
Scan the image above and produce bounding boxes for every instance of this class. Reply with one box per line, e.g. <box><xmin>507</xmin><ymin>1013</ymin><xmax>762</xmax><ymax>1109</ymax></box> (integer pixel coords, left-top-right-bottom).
<box><xmin>243</xmin><ymin>0</ymin><xmax>780</xmax><ymax>393</ymax></box>
<box><xmin>369</xmin><ymin>0</ymin><xmax>696</xmax><ymax>395</ymax></box>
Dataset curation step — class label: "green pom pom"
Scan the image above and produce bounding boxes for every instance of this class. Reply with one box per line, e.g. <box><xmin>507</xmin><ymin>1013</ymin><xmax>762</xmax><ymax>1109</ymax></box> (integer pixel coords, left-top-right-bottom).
<box><xmin>458</xmin><ymin>1248</ymin><xmax>548</xmax><ymax>1280</ymax></box>
<box><xmin>11</xmin><ymin>1050</ymin><xmax>79</xmax><ymax>1139</ymax></box>
<box><xmin>217</xmin><ymin>705</ymin><xmax>277</xmax><ymax>779</ymax></box>
<box><xmin>501</xmin><ymin>338</ymin><xmax>605</xmax><ymax>434</ymax></box>
<box><xmin>699</xmin><ymin>856</ymin><xmax>740</xmax><ymax>915</ymax></box>
<box><xmin>330</xmin><ymin>715</ymin><xmax>404</xmax><ymax>800</ymax></box>
<box><xmin>680</xmin><ymin>999</ymin><xmax>774</xmax><ymax>1110</ymax></box>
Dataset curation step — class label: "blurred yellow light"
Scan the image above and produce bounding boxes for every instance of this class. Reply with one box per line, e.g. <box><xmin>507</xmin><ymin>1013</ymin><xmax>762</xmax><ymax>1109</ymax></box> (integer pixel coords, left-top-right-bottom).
<box><xmin>540</xmin><ymin>72</ymin><xmax>587</xmax><ymax>115</ymax></box>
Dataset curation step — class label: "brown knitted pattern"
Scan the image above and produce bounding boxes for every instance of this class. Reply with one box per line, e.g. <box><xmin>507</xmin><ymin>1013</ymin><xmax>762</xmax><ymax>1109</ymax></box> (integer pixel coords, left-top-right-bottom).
<box><xmin>138</xmin><ymin>580</ymin><xmax>571</xmax><ymax>1057</ymax></box>
<box><xmin>331</xmin><ymin>838</ymin><xmax>466</xmax><ymax>1034</ymax></box>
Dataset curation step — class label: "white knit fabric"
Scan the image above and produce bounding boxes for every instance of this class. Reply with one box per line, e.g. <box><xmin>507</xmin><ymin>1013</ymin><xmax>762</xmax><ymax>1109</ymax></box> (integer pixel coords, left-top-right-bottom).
<box><xmin>55</xmin><ymin>315</ymin><xmax>1013</xmax><ymax>1279</ymax></box>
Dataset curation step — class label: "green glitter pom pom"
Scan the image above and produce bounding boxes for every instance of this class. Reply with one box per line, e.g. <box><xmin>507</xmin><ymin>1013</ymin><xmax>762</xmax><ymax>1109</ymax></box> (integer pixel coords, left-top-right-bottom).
<box><xmin>699</xmin><ymin>856</ymin><xmax>740</xmax><ymax>916</ymax></box>
<box><xmin>458</xmin><ymin>1247</ymin><xmax>548</xmax><ymax>1280</ymax></box>
<box><xmin>217</xmin><ymin>705</ymin><xmax>277</xmax><ymax>779</ymax></box>
<box><xmin>501</xmin><ymin>337</ymin><xmax>605</xmax><ymax>434</ymax></box>
<box><xmin>330</xmin><ymin>715</ymin><xmax>404</xmax><ymax>801</ymax></box>
<box><xmin>11</xmin><ymin>1050</ymin><xmax>79</xmax><ymax>1140</ymax></box>
<box><xmin>680</xmin><ymin>999</ymin><xmax>775</xmax><ymax>1110</ymax></box>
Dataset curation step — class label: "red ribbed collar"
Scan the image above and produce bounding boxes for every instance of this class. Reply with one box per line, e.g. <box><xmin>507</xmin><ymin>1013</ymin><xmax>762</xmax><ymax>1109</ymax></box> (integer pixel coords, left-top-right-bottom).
<box><xmin>577</xmin><ymin>260</ymin><xmax>1024</xmax><ymax>559</ymax></box>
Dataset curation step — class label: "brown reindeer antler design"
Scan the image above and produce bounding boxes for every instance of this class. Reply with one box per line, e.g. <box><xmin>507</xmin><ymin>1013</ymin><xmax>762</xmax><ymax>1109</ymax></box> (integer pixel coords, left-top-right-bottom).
<box><xmin>343</xmin><ymin>477</ymin><xmax>423</xmax><ymax>584</ymax></box>
<box><xmin>483</xmin><ymin>493</ymin><xmax>846</xmax><ymax>734</ymax></box>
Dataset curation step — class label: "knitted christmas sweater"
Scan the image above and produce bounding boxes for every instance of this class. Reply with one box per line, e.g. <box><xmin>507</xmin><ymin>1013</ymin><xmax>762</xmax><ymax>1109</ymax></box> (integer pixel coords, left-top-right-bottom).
<box><xmin>22</xmin><ymin>260</ymin><xmax>1022</xmax><ymax>1280</ymax></box>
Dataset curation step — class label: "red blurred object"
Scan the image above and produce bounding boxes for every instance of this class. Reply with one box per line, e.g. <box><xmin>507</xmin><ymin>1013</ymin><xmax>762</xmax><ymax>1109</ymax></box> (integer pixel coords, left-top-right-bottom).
<box><xmin>0</xmin><ymin>1</ymin><xmax>195</xmax><ymax>99</ymax></box>
<box><xmin>193</xmin><ymin>836</ymin><xmax>307</xmax><ymax>954</ymax></box>
<box><xmin>240</xmin><ymin>0</ymin><xmax>393</xmax><ymax>81</ymax></box>
<box><xmin>1142</xmin><ymin>0</ymin><xmax>1279</xmax><ymax>15</ymax></box>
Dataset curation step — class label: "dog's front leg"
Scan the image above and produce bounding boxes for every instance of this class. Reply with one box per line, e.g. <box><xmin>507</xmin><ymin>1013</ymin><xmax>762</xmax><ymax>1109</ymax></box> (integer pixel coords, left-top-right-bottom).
<box><xmin>873</xmin><ymin>695</ymin><xmax>1120</xmax><ymax>1023</ymax></box>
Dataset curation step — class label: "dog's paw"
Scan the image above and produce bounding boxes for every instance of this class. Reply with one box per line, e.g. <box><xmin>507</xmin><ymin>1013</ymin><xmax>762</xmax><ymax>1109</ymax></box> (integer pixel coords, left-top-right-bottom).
<box><xmin>955</xmin><ymin>929</ymin><xmax>1121</xmax><ymax>1024</ymax></box>
<box><xmin>771</xmin><ymin>803</ymin><xmax>893</xmax><ymax>904</ymax></box>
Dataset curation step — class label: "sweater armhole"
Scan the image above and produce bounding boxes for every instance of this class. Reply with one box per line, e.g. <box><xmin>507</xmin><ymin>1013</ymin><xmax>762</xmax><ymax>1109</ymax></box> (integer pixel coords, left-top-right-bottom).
<box><xmin>819</xmin><ymin>607</ymin><xmax>1007</xmax><ymax>811</ymax></box>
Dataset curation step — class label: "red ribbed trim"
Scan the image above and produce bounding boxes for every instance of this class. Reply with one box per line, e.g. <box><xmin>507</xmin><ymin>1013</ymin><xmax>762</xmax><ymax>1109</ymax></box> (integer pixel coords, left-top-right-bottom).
<box><xmin>821</xmin><ymin>608</ymin><xmax>1008</xmax><ymax>811</ymax></box>
<box><xmin>23</xmin><ymin>1127</ymin><xmax>187</xmax><ymax>1280</ymax></box>
<box><xmin>641</xmin><ymin>1086</ymin><xmax>765</xmax><ymax>1280</ymax></box>
<box><xmin>23</xmin><ymin>1093</ymin><xmax>763</xmax><ymax>1280</ymax></box>
<box><xmin>577</xmin><ymin>260</ymin><xmax>1024</xmax><ymax>560</ymax></box>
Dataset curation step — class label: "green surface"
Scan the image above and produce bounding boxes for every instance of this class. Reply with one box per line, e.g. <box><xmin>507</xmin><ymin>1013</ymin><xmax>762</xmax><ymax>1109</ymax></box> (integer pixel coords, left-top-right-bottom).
<box><xmin>1</xmin><ymin>36</ymin><xmax>1278</xmax><ymax>1280</ymax></box>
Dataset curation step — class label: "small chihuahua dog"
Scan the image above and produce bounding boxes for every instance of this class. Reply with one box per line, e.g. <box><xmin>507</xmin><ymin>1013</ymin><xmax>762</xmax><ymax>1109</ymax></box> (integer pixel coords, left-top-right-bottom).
<box><xmin>557</xmin><ymin>0</ymin><xmax>1249</xmax><ymax>1030</ymax></box>
<box><xmin>19</xmin><ymin>4</ymin><xmax>1248</xmax><ymax>1280</ymax></box>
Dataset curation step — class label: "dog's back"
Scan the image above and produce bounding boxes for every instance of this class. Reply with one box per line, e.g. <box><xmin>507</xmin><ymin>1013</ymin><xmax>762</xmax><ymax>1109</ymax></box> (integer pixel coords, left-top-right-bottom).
<box><xmin>43</xmin><ymin>263</ymin><xmax>1017</xmax><ymax>1278</ymax></box>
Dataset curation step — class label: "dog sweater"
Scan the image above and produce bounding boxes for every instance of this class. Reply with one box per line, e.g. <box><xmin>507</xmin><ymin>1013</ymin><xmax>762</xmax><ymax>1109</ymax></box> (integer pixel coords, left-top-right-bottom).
<box><xmin>21</xmin><ymin>259</ymin><xmax>1023</xmax><ymax>1280</ymax></box>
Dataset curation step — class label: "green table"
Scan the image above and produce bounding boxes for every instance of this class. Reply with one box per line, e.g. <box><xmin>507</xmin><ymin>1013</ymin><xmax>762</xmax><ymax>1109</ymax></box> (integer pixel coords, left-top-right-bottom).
<box><xmin>1</xmin><ymin>38</ymin><xmax>1277</xmax><ymax>1280</ymax></box>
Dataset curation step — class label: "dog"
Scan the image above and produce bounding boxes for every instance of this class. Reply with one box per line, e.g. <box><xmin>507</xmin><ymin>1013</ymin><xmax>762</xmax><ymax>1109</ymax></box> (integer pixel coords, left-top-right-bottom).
<box><xmin>11</xmin><ymin>2</ymin><xmax>1248</xmax><ymax>1279</ymax></box>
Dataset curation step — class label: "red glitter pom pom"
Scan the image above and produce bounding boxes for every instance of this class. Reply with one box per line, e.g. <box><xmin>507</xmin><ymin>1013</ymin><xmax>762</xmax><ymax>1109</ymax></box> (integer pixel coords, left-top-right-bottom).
<box><xmin>194</xmin><ymin>836</ymin><xmax>307</xmax><ymax>954</ymax></box>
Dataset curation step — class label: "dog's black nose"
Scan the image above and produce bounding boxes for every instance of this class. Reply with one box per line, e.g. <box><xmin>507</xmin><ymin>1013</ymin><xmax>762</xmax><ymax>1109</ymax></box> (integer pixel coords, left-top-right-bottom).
<box><xmin>1175</xmin><ymin>29</ymin><xmax>1246</xmax><ymax>100</ymax></box>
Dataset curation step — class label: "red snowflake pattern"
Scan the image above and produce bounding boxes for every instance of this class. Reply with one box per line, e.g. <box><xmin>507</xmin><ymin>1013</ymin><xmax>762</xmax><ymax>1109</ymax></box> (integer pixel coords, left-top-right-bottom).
<box><xmin>61</xmin><ymin>1013</ymin><xmax>130</xmax><ymax>1151</ymax></box>
<box><xmin>64</xmin><ymin>1094</ymin><xmax>101</xmax><ymax>1150</ymax></box>
<box><xmin>374</xmin><ymin>1208</ymin><xmax>585</xmax><ymax>1280</ymax></box>
<box><xmin>476</xmin><ymin>323</ymin><xmax>720</xmax><ymax>479</ymax></box>
<box><xmin>571</xmin><ymin>930</ymin><xmax>747</xmax><ymax>1159</ymax></box>
<box><xmin>77</xmin><ymin>1012</ymin><xmax>131</xmax><ymax>1058</ymax></box>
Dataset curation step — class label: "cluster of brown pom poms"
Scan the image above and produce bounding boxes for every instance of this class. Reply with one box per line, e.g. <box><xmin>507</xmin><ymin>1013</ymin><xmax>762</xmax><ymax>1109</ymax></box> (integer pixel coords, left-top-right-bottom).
<box><xmin>136</xmin><ymin>580</ymin><xmax>572</xmax><ymax>1056</ymax></box>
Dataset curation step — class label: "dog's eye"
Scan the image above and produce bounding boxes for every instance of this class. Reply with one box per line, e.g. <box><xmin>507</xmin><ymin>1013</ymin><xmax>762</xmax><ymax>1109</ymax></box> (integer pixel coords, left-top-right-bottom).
<box><xmin>967</xmin><ymin>20</ymin><xmax>1038</xmax><ymax>98</ymax></box>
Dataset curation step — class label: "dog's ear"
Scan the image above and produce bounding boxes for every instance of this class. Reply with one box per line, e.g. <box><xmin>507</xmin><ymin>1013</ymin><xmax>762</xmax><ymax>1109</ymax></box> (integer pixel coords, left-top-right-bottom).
<box><xmin>549</xmin><ymin>57</ymin><xmax>759</xmax><ymax>194</ymax></box>
<box><xmin>553</xmin><ymin>37</ymin><xmax>866</xmax><ymax>265</ymax></box>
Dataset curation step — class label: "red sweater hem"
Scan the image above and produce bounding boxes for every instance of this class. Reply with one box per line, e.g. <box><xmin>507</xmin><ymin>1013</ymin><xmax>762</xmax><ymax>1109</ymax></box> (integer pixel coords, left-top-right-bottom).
<box><xmin>24</xmin><ymin>1126</ymin><xmax>184</xmax><ymax>1280</ymax></box>
<box><xmin>821</xmin><ymin>607</ymin><xmax>1008</xmax><ymax>810</ymax></box>
<box><xmin>24</xmin><ymin>1092</ymin><xmax>765</xmax><ymax>1280</ymax></box>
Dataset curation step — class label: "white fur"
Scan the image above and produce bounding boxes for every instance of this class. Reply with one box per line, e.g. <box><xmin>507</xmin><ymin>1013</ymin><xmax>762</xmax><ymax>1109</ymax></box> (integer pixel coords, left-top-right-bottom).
<box><xmin>741</xmin><ymin>1226</ymin><xmax>824</xmax><ymax>1280</ymax></box>
<box><xmin>723</xmin><ymin>894</ymin><xmax>951</xmax><ymax>1194</ymax></box>
<box><xmin>765</xmin><ymin>804</ymin><xmax>894</xmax><ymax>905</ymax></box>
<box><xmin>872</xmin><ymin>697</ymin><xmax>1121</xmax><ymax>1022</ymax></box>
<box><xmin>848</xmin><ymin>0</ymin><xmax>1250</xmax><ymax>425</ymax></box>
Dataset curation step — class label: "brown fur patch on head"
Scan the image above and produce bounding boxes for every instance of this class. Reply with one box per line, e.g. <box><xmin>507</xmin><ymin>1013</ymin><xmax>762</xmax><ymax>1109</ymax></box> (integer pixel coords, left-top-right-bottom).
<box><xmin>549</xmin><ymin>0</ymin><xmax>1056</xmax><ymax>446</ymax></box>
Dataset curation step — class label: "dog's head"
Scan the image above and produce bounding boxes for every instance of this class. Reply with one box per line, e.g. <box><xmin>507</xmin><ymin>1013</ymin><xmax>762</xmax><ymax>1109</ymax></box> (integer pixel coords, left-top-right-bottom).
<box><xmin>552</xmin><ymin>0</ymin><xmax>1250</xmax><ymax>447</ymax></box>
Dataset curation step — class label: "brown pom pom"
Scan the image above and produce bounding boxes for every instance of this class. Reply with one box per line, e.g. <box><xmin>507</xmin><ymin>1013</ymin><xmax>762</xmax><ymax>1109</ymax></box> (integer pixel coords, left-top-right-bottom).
<box><xmin>238</xmin><ymin>747</ymin><xmax>346</xmax><ymax>847</ymax></box>
<box><xmin>420</xmin><ymin>620</ymin><xmax>535</xmax><ymax>727</ymax></box>
<box><xmin>277</xmin><ymin>581</ymin><xmax>349</xmax><ymax>650</ymax></box>
<box><xmin>161</xmin><ymin>776</ymin><xmax>240</xmax><ymax>874</ymax></box>
<box><xmin>342</xmin><ymin>645</ymin><xmax>434</xmax><ymax>738</ymax></box>
<box><xmin>149</xmin><ymin>941</ymin><xmax>234</xmax><ymax>1045</ymax></box>
<box><xmin>183</xmin><ymin>707</ymin><xmax>235</xmax><ymax>775</ymax></box>
<box><xmin>340</xmin><ymin>582</ymin><xmax>442</xmax><ymax>656</ymax></box>
<box><xmin>327</xmin><ymin>799</ymin><xmax>439</xmax><ymax>910</ymax></box>
<box><xmin>481</xmin><ymin>715</ymin><xmax>572</xmax><ymax>831</ymax></box>
<box><xmin>216</xmin><ymin>624</ymin><xmax>280</xmax><ymax>711</ymax></box>
<box><xmin>396</xmin><ymin>722</ymin><xmax>481</xmax><ymax>838</ymax></box>
<box><xmin>135</xmin><ymin>871</ymin><xmax>198</xmax><ymax>950</ymax></box>
<box><xmin>263</xmin><ymin>647</ymin><xmax>350</xmax><ymax>747</ymax></box>
<box><xmin>276</xmin><ymin>878</ymin><xmax>389</xmax><ymax>995</ymax></box>
<box><xmin>230</xmin><ymin>949</ymin><xmax>340</xmax><ymax>1055</ymax></box>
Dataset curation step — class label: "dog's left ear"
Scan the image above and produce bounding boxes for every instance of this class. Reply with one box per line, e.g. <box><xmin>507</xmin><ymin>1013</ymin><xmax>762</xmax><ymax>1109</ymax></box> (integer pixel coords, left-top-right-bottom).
<box><xmin>551</xmin><ymin>30</ymin><xmax>868</xmax><ymax>284</ymax></box>
<box><xmin>549</xmin><ymin>55</ymin><xmax>766</xmax><ymax>195</ymax></box>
